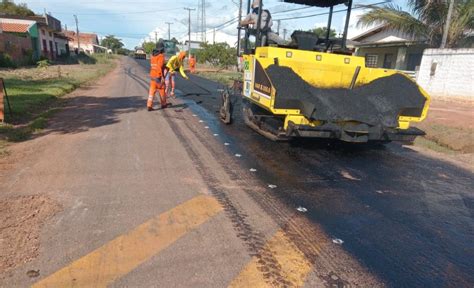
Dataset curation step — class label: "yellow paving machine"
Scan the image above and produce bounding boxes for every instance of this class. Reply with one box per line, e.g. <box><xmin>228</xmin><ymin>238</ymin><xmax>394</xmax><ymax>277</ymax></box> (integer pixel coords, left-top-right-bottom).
<box><xmin>221</xmin><ymin>0</ymin><xmax>430</xmax><ymax>143</ymax></box>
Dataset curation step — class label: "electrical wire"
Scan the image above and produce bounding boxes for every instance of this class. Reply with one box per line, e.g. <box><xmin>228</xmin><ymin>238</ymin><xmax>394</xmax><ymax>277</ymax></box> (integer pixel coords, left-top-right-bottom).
<box><xmin>274</xmin><ymin>0</ymin><xmax>390</xmax><ymax>21</ymax></box>
<box><xmin>48</xmin><ymin>7</ymin><xmax>184</xmax><ymax>15</ymax></box>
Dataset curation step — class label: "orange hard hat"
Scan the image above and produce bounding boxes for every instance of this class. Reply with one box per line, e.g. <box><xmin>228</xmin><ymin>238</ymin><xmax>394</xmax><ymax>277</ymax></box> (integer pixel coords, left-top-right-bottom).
<box><xmin>178</xmin><ymin>51</ymin><xmax>186</xmax><ymax>60</ymax></box>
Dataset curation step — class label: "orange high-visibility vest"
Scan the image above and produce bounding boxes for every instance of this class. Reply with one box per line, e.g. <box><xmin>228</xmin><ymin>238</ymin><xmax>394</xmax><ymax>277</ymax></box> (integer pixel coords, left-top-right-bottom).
<box><xmin>150</xmin><ymin>54</ymin><xmax>165</xmax><ymax>78</ymax></box>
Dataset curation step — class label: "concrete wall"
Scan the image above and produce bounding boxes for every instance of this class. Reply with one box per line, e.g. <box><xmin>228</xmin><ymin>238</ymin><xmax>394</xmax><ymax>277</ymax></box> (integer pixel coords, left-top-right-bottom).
<box><xmin>417</xmin><ymin>48</ymin><xmax>474</xmax><ymax>99</ymax></box>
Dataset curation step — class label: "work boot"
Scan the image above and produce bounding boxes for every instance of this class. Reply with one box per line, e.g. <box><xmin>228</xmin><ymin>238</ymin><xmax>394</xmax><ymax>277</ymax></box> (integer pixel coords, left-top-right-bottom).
<box><xmin>147</xmin><ymin>106</ymin><xmax>154</xmax><ymax>111</ymax></box>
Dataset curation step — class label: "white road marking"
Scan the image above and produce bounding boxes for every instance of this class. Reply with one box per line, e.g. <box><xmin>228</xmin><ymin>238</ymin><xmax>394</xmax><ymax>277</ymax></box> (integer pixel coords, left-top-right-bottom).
<box><xmin>296</xmin><ymin>206</ymin><xmax>307</xmax><ymax>213</ymax></box>
<box><xmin>332</xmin><ymin>238</ymin><xmax>344</xmax><ymax>245</ymax></box>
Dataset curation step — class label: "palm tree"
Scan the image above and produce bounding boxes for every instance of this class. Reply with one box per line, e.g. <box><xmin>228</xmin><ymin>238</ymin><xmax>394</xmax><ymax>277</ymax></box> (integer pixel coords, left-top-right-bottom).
<box><xmin>357</xmin><ymin>0</ymin><xmax>474</xmax><ymax>48</ymax></box>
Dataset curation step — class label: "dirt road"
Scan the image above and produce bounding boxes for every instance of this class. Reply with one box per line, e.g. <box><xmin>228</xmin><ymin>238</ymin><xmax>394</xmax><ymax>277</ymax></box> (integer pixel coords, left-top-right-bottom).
<box><xmin>1</xmin><ymin>57</ymin><xmax>472</xmax><ymax>287</ymax></box>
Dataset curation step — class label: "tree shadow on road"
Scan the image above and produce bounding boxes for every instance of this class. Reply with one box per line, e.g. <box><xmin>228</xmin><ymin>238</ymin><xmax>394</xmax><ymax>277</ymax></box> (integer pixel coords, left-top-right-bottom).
<box><xmin>37</xmin><ymin>94</ymin><xmax>144</xmax><ymax>136</ymax></box>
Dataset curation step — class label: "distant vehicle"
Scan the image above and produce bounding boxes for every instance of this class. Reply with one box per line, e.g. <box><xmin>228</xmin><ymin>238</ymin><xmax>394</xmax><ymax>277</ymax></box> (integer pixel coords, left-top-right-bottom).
<box><xmin>134</xmin><ymin>47</ymin><xmax>146</xmax><ymax>59</ymax></box>
<box><xmin>163</xmin><ymin>40</ymin><xmax>178</xmax><ymax>61</ymax></box>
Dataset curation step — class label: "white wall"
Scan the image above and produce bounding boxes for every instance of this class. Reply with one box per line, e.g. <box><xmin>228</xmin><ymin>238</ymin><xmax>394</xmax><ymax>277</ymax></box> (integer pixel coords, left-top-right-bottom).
<box><xmin>417</xmin><ymin>48</ymin><xmax>474</xmax><ymax>99</ymax></box>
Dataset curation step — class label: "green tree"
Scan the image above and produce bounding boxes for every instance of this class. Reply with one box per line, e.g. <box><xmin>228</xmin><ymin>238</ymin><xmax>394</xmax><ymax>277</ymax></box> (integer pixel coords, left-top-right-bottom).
<box><xmin>0</xmin><ymin>0</ymin><xmax>34</xmax><ymax>16</ymax></box>
<box><xmin>358</xmin><ymin>0</ymin><xmax>474</xmax><ymax>48</ymax></box>
<box><xmin>196</xmin><ymin>42</ymin><xmax>237</xmax><ymax>68</ymax></box>
<box><xmin>100</xmin><ymin>35</ymin><xmax>124</xmax><ymax>53</ymax></box>
<box><xmin>309</xmin><ymin>27</ymin><xmax>337</xmax><ymax>38</ymax></box>
<box><xmin>116</xmin><ymin>48</ymin><xmax>131</xmax><ymax>55</ymax></box>
<box><xmin>142</xmin><ymin>41</ymin><xmax>156</xmax><ymax>54</ymax></box>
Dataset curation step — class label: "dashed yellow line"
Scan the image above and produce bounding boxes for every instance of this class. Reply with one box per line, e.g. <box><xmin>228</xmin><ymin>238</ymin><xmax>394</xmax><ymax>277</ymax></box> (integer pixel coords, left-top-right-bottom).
<box><xmin>33</xmin><ymin>195</ymin><xmax>222</xmax><ymax>288</ymax></box>
<box><xmin>228</xmin><ymin>230</ymin><xmax>313</xmax><ymax>288</ymax></box>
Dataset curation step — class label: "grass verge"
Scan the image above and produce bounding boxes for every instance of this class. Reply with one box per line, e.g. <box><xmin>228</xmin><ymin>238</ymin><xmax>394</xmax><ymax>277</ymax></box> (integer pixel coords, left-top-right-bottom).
<box><xmin>0</xmin><ymin>54</ymin><xmax>117</xmax><ymax>156</ymax></box>
<box><xmin>196</xmin><ymin>70</ymin><xmax>241</xmax><ymax>87</ymax></box>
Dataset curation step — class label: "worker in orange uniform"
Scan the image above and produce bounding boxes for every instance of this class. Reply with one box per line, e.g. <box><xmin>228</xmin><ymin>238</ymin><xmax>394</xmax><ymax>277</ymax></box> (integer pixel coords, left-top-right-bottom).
<box><xmin>147</xmin><ymin>42</ymin><xmax>167</xmax><ymax>111</ymax></box>
<box><xmin>165</xmin><ymin>51</ymin><xmax>189</xmax><ymax>97</ymax></box>
<box><xmin>189</xmin><ymin>54</ymin><xmax>196</xmax><ymax>74</ymax></box>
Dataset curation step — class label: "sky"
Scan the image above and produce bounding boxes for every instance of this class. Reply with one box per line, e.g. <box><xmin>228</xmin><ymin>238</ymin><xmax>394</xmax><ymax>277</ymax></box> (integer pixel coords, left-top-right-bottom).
<box><xmin>17</xmin><ymin>0</ymin><xmax>409</xmax><ymax>49</ymax></box>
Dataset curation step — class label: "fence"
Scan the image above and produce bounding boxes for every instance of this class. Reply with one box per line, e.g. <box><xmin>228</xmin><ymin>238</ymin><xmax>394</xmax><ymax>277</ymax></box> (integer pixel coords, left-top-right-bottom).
<box><xmin>417</xmin><ymin>48</ymin><xmax>474</xmax><ymax>99</ymax></box>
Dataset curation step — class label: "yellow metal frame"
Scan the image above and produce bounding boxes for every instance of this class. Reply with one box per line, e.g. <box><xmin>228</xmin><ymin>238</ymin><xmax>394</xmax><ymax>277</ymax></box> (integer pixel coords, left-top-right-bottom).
<box><xmin>242</xmin><ymin>46</ymin><xmax>430</xmax><ymax>130</ymax></box>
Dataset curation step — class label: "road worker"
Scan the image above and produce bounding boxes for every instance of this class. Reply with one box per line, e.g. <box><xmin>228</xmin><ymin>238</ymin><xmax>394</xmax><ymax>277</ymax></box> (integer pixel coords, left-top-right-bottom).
<box><xmin>165</xmin><ymin>51</ymin><xmax>189</xmax><ymax>97</ymax></box>
<box><xmin>239</xmin><ymin>0</ymin><xmax>286</xmax><ymax>46</ymax></box>
<box><xmin>189</xmin><ymin>54</ymin><xmax>196</xmax><ymax>73</ymax></box>
<box><xmin>147</xmin><ymin>41</ymin><xmax>167</xmax><ymax>111</ymax></box>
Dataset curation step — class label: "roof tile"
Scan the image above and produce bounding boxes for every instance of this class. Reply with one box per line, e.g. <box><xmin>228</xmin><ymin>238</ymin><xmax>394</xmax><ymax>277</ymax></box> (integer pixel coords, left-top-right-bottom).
<box><xmin>0</xmin><ymin>22</ymin><xmax>30</xmax><ymax>33</ymax></box>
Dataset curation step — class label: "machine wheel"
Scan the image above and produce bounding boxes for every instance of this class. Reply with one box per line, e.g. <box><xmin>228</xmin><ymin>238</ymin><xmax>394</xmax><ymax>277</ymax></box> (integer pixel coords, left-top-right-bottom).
<box><xmin>242</xmin><ymin>99</ymin><xmax>290</xmax><ymax>141</ymax></box>
<box><xmin>219</xmin><ymin>89</ymin><xmax>232</xmax><ymax>124</ymax></box>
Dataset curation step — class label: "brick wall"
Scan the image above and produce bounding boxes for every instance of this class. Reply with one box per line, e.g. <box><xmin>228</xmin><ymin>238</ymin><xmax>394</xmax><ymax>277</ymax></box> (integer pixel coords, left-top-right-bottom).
<box><xmin>417</xmin><ymin>48</ymin><xmax>474</xmax><ymax>99</ymax></box>
<box><xmin>0</xmin><ymin>33</ymin><xmax>33</xmax><ymax>64</ymax></box>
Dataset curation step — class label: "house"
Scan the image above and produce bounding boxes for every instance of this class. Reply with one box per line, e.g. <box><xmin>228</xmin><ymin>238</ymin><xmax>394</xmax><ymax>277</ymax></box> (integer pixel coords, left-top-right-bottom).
<box><xmin>0</xmin><ymin>18</ymin><xmax>37</xmax><ymax>64</ymax></box>
<box><xmin>64</xmin><ymin>31</ymin><xmax>106</xmax><ymax>54</ymax></box>
<box><xmin>182</xmin><ymin>40</ymin><xmax>204</xmax><ymax>51</ymax></box>
<box><xmin>0</xmin><ymin>14</ymin><xmax>70</xmax><ymax>62</ymax></box>
<box><xmin>351</xmin><ymin>25</ymin><xmax>430</xmax><ymax>71</ymax></box>
<box><xmin>19</xmin><ymin>14</ymin><xmax>67</xmax><ymax>60</ymax></box>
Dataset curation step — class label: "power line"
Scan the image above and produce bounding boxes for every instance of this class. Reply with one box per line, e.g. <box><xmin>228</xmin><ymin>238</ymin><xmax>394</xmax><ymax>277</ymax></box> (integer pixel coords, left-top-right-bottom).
<box><xmin>49</xmin><ymin>7</ymin><xmax>183</xmax><ymax>15</ymax></box>
<box><xmin>274</xmin><ymin>0</ymin><xmax>390</xmax><ymax>21</ymax></box>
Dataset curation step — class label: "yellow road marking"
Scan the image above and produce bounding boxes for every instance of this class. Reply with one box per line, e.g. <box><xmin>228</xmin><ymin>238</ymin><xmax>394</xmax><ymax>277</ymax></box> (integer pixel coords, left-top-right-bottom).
<box><xmin>33</xmin><ymin>195</ymin><xmax>222</xmax><ymax>288</ymax></box>
<box><xmin>228</xmin><ymin>230</ymin><xmax>313</xmax><ymax>288</ymax></box>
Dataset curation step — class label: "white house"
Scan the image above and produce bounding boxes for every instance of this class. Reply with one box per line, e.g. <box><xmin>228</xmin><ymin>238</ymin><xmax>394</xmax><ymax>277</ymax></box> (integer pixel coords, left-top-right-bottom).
<box><xmin>351</xmin><ymin>25</ymin><xmax>429</xmax><ymax>71</ymax></box>
<box><xmin>64</xmin><ymin>31</ymin><xmax>104</xmax><ymax>54</ymax></box>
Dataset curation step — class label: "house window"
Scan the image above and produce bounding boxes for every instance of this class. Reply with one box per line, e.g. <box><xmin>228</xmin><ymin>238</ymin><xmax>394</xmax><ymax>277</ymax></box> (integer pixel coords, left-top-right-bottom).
<box><xmin>41</xmin><ymin>29</ymin><xmax>45</xmax><ymax>35</ymax></box>
<box><xmin>42</xmin><ymin>39</ymin><xmax>48</xmax><ymax>52</ymax></box>
<box><xmin>49</xmin><ymin>32</ymin><xmax>52</xmax><ymax>37</ymax></box>
<box><xmin>365</xmin><ymin>54</ymin><xmax>378</xmax><ymax>68</ymax></box>
<box><xmin>383</xmin><ymin>54</ymin><xmax>394</xmax><ymax>69</ymax></box>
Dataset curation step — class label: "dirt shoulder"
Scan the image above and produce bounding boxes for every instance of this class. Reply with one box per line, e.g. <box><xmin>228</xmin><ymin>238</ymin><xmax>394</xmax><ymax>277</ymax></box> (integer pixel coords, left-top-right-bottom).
<box><xmin>0</xmin><ymin>57</ymin><xmax>122</xmax><ymax>279</ymax></box>
<box><xmin>414</xmin><ymin>97</ymin><xmax>473</xmax><ymax>154</ymax></box>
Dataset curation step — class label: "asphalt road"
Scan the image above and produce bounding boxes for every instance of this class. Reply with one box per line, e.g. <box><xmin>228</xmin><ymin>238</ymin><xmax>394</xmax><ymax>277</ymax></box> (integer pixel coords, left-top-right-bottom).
<box><xmin>1</xmin><ymin>57</ymin><xmax>472</xmax><ymax>287</ymax></box>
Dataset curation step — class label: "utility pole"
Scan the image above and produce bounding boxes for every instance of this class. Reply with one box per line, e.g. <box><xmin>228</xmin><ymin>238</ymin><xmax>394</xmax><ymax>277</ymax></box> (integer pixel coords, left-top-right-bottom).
<box><xmin>202</xmin><ymin>0</ymin><xmax>206</xmax><ymax>42</ymax></box>
<box><xmin>236</xmin><ymin>0</ymin><xmax>243</xmax><ymax>55</ymax></box>
<box><xmin>213</xmin><ymin>28</ymin><xmax>216</xmax><ymax>44</ymax></box>
<box><xmin>154</xmin><ymin>31</ymin><xmax>158</xmax><ymax>43</ymax></box>
<box><xmin>165</xmin><ymin>22</ymin><xmax>173</xmax><ymax>40</ymax></box>
<box><xmin>277</xmin><ymin>20</ymin><xmax>281</xmax><ymax>35</ymax></box>
<box><xmin>440</xmin><ymin>0</ymin><xmax>454</xmax><ymax>48</ymax></box>
<box><xmin>283</xmin><ymin>28</ymin><xmax>287</xmax><ymax>41</ymax></box>
<box><xmin>184</xmin><ymin>8</ymin><xmax>195</xmax><ymax>56</ymax></box>
<box><xmin>74</xmin><ymin>15</ymin><xmax>80</xmax><ymax>52</ymax></box>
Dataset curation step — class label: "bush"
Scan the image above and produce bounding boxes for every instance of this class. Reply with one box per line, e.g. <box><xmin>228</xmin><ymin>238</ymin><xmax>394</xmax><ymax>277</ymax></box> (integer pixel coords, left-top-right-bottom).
<box><xmin>77</xmin><ymin>54</ymin><xmax>97</xmax><ymax>65</ymax></box>
<box><xmin>195</xmin><ymin>43</ymin><xmax>237</xmax><ymax>69</ymax></box>
<box><xmin>0</xmin><ymin>53</ymin><xmax>16</xmax><ymax>68</ymax></box>
<box><xmin>37</xmin><ymin>59</ymin><xmax>50</xmax><ymax>68</ymax></box>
